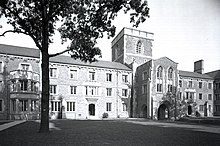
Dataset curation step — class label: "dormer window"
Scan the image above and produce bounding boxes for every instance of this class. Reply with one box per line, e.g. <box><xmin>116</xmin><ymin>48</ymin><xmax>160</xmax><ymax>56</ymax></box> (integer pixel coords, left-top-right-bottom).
<box><xmin>136</xmin><ymin>40</ymin><xmax>142</xmax><ymax>54</ymax></box>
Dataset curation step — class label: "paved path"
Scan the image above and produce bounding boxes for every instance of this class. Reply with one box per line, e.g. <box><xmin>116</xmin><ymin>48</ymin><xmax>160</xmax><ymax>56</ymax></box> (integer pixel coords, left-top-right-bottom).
<box><xmin>126</xmin><ymin>120</ymin><xmax>220</xmax><ymax>134</ymax></box>
<box><xmin>0</xmin><ymin>120</ymin><xmax>26</xmax><ymax>131</ymax></box>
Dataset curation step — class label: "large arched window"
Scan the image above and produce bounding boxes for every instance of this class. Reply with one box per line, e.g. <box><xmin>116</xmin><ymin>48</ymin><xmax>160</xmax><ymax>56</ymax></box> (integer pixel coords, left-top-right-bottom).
<box><xmin>168</xmin><ymin>67</ymin><xmax>173</xmax><ymax>80</ymax></box>
<box><xmin>136</xmin><ymin>40</ymin><xmax>142</xmax><ymax>54</ymax></box>
<box><xmin>157</xmin><ymin>66</ymin><xmax>163</xmax><ymax>78</ymax></box>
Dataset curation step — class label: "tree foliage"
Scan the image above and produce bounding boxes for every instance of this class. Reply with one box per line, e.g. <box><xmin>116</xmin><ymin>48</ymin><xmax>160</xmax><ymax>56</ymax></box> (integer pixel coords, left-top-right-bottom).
<box><xmin>0</xmin><ymin>0</ymin><xmax>150</xmax><ymax>132</ymax></box>
<box><xmin>0</xmin><ymin>0</ymin><xmax>149</xmax><ymax>61</ymax></box>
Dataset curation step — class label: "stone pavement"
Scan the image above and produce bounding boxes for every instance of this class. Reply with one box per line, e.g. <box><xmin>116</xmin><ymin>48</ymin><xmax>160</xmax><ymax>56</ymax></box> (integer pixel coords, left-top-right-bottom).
<box><xmin>0</xmin><ymin>120</ymin><xmax>26</xmax><ymax>131</ymax></box>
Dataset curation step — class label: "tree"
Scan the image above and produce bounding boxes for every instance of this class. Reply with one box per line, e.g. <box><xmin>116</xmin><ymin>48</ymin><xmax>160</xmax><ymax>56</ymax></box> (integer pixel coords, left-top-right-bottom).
<box><xmin>0</xmin><ymin>0</ymin><xmax>150</xmax><ymax>133</ymax></box>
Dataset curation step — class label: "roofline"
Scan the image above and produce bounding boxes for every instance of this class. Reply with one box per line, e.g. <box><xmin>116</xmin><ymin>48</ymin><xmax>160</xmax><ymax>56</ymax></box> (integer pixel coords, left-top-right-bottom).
<box><xmin>179</xmin><ymin>70</ymin><xmax>213</xmax><ymax>80</ymax></box>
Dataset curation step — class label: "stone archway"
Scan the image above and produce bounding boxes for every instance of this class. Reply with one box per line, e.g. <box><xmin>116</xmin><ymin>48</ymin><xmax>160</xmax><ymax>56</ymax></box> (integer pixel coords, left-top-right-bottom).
<box><xmin>158</xmin><ymin>101</ymin><xmax>171</xmax><ymax>120</ymax></box>
<box><xmin>141</xmin><ymin>105</ymin><xmax>148</xmax><ymax>118</ymax></box>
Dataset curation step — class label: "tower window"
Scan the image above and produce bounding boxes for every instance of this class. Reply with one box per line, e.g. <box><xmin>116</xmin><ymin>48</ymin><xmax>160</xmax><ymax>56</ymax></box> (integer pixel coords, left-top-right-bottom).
<box><xmin>136</xmin><ymin>41</ymin><xmax>142</xmax><ymax>54</ymax></box>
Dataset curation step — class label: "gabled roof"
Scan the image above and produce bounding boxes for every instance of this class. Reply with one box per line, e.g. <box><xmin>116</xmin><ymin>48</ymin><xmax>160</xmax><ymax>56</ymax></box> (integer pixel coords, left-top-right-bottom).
<box><xmin>50</xmin><ymin>55</ymin><xmax>132</xmax><ymax>71</ymax></box>
<box><xmin>155</xmin><ymin>56</ymin><xmax>178</xmax><ymax>64</ymax></box>
<box><xmin>179</xmin><ymin>70</ymin><xmax>213</xmax><ymax>80</ymax></box>
<box><xmin>0</xmin><ymin>44</ymin><xmax>40</xmax><ymax>58</ymax></box>
<box><xmin>205</xmin><ymin>70</ymin><xmax>220</xmax><ymax>80</ymax></box>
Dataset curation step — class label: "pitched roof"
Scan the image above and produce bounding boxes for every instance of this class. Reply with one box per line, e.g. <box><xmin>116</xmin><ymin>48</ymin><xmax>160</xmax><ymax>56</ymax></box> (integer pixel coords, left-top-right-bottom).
<box><xmin>0</xmin><ymin>44</ymin><xmax>131</xmax><ymax>71</ymax></box>
<box><xmin>155</xmin><ymin>56</ymin><xmax>178</xmax><ymax>64</ymax></box>
<box><xmin>179</xmin><ymin>70</ymin><xmax>213</xmax><ymax>80</ymax></box>
<box><xmin>50</xmin><ymin>55</ymin><xmax>132</xmax><ymax>71</ymax></box>
<box><xmin>205</xmin><ymin>70</ymin><xmax>220</xmax><ymax>80</ymax></box>
<box><xmin>0</xmin><ymin>44</ymin><xmax>40</xmax><ymax>58</ymax></box>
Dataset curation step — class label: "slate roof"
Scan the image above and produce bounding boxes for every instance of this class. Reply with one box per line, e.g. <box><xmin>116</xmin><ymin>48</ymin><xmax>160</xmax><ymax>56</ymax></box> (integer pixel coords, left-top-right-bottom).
<box><xmin>0</xmin><ymin>44</ymin><xmax>131</xmax><ymax>71</ymax></box>
<box><xmin>205</xmin><ymin>70</ymin><xmax>220</xmax><ymax>80</ymax></box>
<box><xmin>179</xmin><ymin>70</ymin><xmax>213</xmax><ymax>80</ymax></box>
<box><xmin>0</xmin><ymin>44</ymin><xmax>40</xmax><ymax>58</ymax></box>
<box><xmin>50</xmin><ymin>55</ymin><xmax>132</xmax><ymax>71</ymax></box>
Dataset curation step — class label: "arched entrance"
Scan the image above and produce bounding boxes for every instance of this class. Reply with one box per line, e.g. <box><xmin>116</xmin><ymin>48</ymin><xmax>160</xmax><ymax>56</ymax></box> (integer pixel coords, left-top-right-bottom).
<box><xmin>89</xmin><ymin>104</ymin><xmax>95</xmax><ymax>116</ymax></box>
<box><xmin>141</xmin><ymin>105</ymin><xmax>148</xmax><ymax>118</ymax></box>
<box><xmin>158</xmin><ymin>101</ymin><xmax>171</xmax><ymax>120</ymax></box>
<box><xmin>188</xmin><ymin>105</ymin><xmax>192</xmax><ymax>115</ymax></box>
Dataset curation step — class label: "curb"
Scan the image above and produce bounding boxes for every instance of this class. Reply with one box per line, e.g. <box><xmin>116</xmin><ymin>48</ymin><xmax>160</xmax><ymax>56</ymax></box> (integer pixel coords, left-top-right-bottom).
<box><xmin>0</xmin><ymin>120</ymin><xmax>26</xmax><ymax>131</ymax></box>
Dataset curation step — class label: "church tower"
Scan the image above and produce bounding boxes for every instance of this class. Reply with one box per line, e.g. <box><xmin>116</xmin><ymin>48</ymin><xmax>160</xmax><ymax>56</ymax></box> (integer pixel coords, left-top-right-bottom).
<box><xmin>111</xmin><ymin>27</ymin><xmax>154</xmax><ymax>66</ymax></box>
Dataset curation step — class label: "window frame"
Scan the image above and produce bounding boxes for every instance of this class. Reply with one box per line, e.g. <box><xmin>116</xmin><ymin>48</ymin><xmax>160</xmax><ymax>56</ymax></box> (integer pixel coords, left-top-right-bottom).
<box><xmin>106</xmin><ymin>102</ymin><xmax>112</xmax><ymax>112</ymax></box>
<box><xmin>49</xmin><ymin>67</ymin><xmax>57</xmax><ymax>78</ymax></box>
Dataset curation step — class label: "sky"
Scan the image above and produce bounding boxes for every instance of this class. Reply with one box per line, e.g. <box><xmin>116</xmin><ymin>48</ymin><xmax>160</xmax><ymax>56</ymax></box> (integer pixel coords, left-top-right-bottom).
<box><xmin>0</xmin><ymin>0</ymin><xmax>220</xmax><ymax>73</ymax></box>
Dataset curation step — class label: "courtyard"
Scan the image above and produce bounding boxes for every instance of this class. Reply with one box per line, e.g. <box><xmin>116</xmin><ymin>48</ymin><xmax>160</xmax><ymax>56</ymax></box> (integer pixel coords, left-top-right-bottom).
<box><xmin>0</xmin><ymin>119</ymin><xmax>220</xmax><ymax>146</ymax></box>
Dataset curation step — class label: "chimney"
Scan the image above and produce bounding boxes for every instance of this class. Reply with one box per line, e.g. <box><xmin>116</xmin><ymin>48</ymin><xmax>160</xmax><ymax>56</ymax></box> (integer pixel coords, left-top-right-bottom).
<box><xmin>194</xmin><ymin>60</ymin><xmax>204</xmax><ymax>74</ymax></box>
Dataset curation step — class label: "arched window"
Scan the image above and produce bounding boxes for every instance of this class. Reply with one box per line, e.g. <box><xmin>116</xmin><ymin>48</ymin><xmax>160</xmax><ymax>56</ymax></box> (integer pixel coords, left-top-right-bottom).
<box><xmin>136</xmin><ymin>41</ymin><xmax>142</xmax><ymax>54</ymax></box>
<box><xmin>157</xmin><ymin>66</ymin><xmax>163</xmax><ymax>78</ymax></box>
<box><xmin>168</xmin><ymin>67</ymin><xmax>173</xmax><ymax>80</ymax></box>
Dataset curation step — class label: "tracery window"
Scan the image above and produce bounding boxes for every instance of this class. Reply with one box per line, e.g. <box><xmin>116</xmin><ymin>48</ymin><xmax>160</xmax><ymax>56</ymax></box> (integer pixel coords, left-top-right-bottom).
<box><xmin>136</xmin><ymin>41</ymin><xmax>142</xmax><ymax>54</ymax></box>
<box><xmin>168</xmin><ymin>67</ymin><xmax>173</xmax><ymax>79</ymax></box>
<box><xmin>157</xmin><ymin>66</ymin><xmax>163</xmax><ymax>78</ymax></box>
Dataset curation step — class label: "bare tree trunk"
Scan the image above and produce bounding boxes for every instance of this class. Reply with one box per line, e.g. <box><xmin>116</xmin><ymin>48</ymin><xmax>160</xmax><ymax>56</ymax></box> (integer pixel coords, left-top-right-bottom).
<box><xmin>39</xmin><ymin>0</ymin><xmax>50</xmax><ymax>133</ymax></box>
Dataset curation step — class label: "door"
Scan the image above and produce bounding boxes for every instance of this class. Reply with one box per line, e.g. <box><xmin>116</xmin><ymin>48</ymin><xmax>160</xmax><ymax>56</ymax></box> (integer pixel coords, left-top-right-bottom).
<box><xmin>89</xmin><ymin>104</ymin><xmax>95</xmax><ymax>116</ymax></box>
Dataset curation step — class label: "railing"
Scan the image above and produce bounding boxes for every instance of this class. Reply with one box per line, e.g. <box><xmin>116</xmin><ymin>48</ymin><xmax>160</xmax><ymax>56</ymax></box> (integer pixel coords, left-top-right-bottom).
<box><xmin>10</xmin><ymin>70</ymin><xmax>40</xmax><ymax>81</ymax></box>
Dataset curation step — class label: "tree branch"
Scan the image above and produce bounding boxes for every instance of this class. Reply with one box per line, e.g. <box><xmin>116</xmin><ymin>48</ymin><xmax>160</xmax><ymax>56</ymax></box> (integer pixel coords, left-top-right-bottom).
<box><xmin>49</xmin><ymin>48</ymin><xmax>71</xmax><ymax>58</ymax></box>
<box><xmin>0</xmin><ymin>30</ymin><xmax>29</xmax><ymax>37</ymax></box>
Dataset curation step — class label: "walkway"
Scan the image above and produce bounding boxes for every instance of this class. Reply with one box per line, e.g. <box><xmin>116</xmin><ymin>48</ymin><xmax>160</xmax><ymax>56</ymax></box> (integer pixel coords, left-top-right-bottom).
<box><xmin>126</xmin><ymin>120</ymin><xmax>220</xmax><ymax>134</ymax></box>
<box><xmin>0</xmin><ymin>120</ymin><xmax>26</xmax><ymax>131</ymax></box>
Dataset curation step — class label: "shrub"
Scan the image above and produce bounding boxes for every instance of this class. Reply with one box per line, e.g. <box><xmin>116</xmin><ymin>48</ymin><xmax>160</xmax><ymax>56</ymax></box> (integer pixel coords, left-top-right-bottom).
<box><xmin>102</xmin><ymin>112</ymin><xmax>108</xmax><ymax>118</ymax></box>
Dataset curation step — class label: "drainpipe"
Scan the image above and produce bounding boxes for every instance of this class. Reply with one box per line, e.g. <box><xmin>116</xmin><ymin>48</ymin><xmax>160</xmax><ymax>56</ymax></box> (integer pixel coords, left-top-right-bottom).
<box><xmin>116</xmin><ymin>70</ymin><xmax>119</xmax><ymax>118</ymax></box>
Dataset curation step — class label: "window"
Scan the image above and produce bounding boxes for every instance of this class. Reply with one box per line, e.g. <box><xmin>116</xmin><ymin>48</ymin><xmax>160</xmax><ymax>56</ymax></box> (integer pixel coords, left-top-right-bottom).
<box><xmin>136</xmin><ymin>40</ymin><xmax>142</xmax><ymax>54</ymax></box>
<box><xmin>122</xmin><ymin>75</ymin><xmax>128</xmax><ymax>83</ymax></box>
<box><xmin>70</xmin><ymin>70</ymin><xmax>77</xmax><ymax>80</ymax></box>
<box><xmin>157</xmin><ymin>66</ymin><xmax>163</xmax><ymax>78</ymax></box>
<box><xmin>122</xmin><ymin>103</ymin><xmax>127</xmax><ymax>111</ymax></box>
<box><xmin>216</xmin><ymin>94</ymin><xmax>220</xmax><ymax>100</ymax></box>
<box><xmin>199</xmin><ymin>82</ymin><xmax>202</xmax><ymax>89</ymax></box>
<box><xmin>122</xmin><ymin>89</ymin><xmax>128</xmax><ymax>97</ymax></box>
<box><xmin>168</xmin><ymin>84</ymin><xmax>172</xmax><ymax>92</ymax></box>
<box><xmin>21</xmin><ymin>64</ymin><xmax>30</xmax><ymax>71</ymax></box>
<box><xmin>168</xmin><ymin>67</ymin><xmax>173</xmax><ymax>79</ymax></box>
<box><xmin>199</xmin><ymin>105</ymin><xmax>204</xmax><ymax>111</ymax></box>
<box><xmin>0</xmin><ymin>81</ymin><xmax>3</xmax><ymax>92</ymax></box>
<box><xmin>49</xmin><ymin>68</ymin><xmax>57</xmax><ymax>78</ymax></box>
<box><xmin>106</xmin><ymin>103</ymin><xmax>112</xmax><ymax>111</ymax></box>
<box><xmin>199</xmin><ymin>93</ymin><xmax>202</xmax><ymax>100</ymax></box>
<box><xmin>85</xmin><ymin>86</ymin><xmax>99</xmax><ymax>96</ymax></box>
<box><xmin>67</xmin><ymin>102</ymin><xmax>75</xmax><ymax>111</ymax></box>
<box><xmin>0</xmin><ymin>62</ymin><xmax>3</xmax><ymax>72</ymax></box>
<box><xmin>12</xmin><ymin>100</ymin><xmax>16</xmax><ymax>112</ymax></box>
<box><xmin>20</xmin><ymin>80</ymin><xmax>28</xmax><ymax>91</ymax></box>
<box><xmin>106</xmin><ymin>73</ymin><xmax>112</xmax><ymax>82</ymax></box>
<box><xmin>209</xmin><ymin>105</ymin><xmax>211</xmax><ymax>112</ymax></box>
<box><xmin>19</xmin><ymin>100</ymin><xmax>28</xmax><ymax>111</ymax></box>
<box><xmin>0</xmin><ymin>99</ymin><xmax>3</xmax><ymax>112</ymax></box>
<box><xmin>31</xmin><ymin>100</ymin><xmax>37</xmax><ymax>111</ymax></box>
<box><xmin>208</xmin><ymin>94</ymin><xmax>212</xmax><ymax>100</ymax></box>
<box><xmin>208</xmin><ymin>83</ymin><xmax>212</xmax><ymax>89</ymax></box>
<box><xmin>142</xmin><ymin>71</ymin><xmax>148</xmax><ymax>80</ymax></box>
<box><xmin>157</xmin><ymin>84</ymin><xmax>162</xmax><ymax>92</ymax></box>
<box><xmin>70</xmin><ymin>86</ymin><xmax>77</xmax><ymax>95</ymax></box>
<box><xmin>188</xmin><ymin>81</ymin><xmax>193</xmax><ymax>88</ymax></box>
<box><xmin>89</xmin><ymin>71</ymin><xmax>95</xmax><ymax>81</ymax></box>
<box><xmin>179</xmin><ymin>92</ymin><xmax>182</xmax><ymax>100</ymax></box>
<box><xmin>142</xmin><ymin>85</ymin><xmax>147</xmax><ymax>94</ymax></box>
<box><xmin>215</xmin><ymin>105</ymin><xmax>220</xmax><ymax>112</ymax></box>
<box><xmin>106</xmin><ymin>88</ymin><xmax>112</xmax><ymax>96</ymax></box>
<box><xmin>51</xmin><ymin>101</ymin><xmax>61</xmax><ymax>111</ymax></box>
<box><xmin>179</xmin><ymin>80</ymin><xmax>182</xmax><ymax>87</ymax></box>
<box><xmin>50</xmin><ymin>85</ymin><xmax>57</xmax><ymax>94</ymax></box>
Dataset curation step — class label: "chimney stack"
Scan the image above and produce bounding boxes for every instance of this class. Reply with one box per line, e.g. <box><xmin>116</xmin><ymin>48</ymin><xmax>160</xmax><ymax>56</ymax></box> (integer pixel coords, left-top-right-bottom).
<box><xmin>194</xmin><ymin>60</ymin><xmax>204</xmax><ymax>74</ymax></box>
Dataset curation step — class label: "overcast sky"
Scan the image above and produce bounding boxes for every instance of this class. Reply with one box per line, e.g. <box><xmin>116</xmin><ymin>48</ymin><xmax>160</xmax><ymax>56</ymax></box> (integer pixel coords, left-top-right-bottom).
<box><xmin>0</xmin><ymin>0</ymin><xmax>220</xmax><ymax>73</ymax></box>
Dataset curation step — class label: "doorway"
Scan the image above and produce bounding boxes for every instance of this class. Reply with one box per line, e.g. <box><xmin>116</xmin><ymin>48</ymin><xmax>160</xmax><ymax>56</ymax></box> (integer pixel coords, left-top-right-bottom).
<box><xmin>188</xmin><ymin>105</ymin><xmax>192</xmax><ymax>115</ymax></box>
<box><xmin>158</xmin><ymin>101</ymin><xmax>170</xmax><ymax>120</ymax></box>
<box><xmin>89</xmin><ymin>104</ymin><xmax>95</xmax><ymax>116</ymax></box>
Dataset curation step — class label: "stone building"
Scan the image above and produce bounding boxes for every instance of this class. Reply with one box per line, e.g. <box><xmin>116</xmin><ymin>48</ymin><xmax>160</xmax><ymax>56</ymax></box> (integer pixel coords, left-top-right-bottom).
<box><xmin>0</xmin><ymin>44</ymin><xmax>132</xmax><ymax>120</ymax></box>
<box><xmin>0</xmin><ymin>44</ymin><xmax>40</xmax><ymax>120</ymax></box>
<box><xmin>0</xmin><ymin>27</ymin><xmax>218</xmax><ymax>120</ymax></box>
<box><xmin>206</xmin><ymin>70</ymin><xmax>220</xmax><ymax>116</ymax></box>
